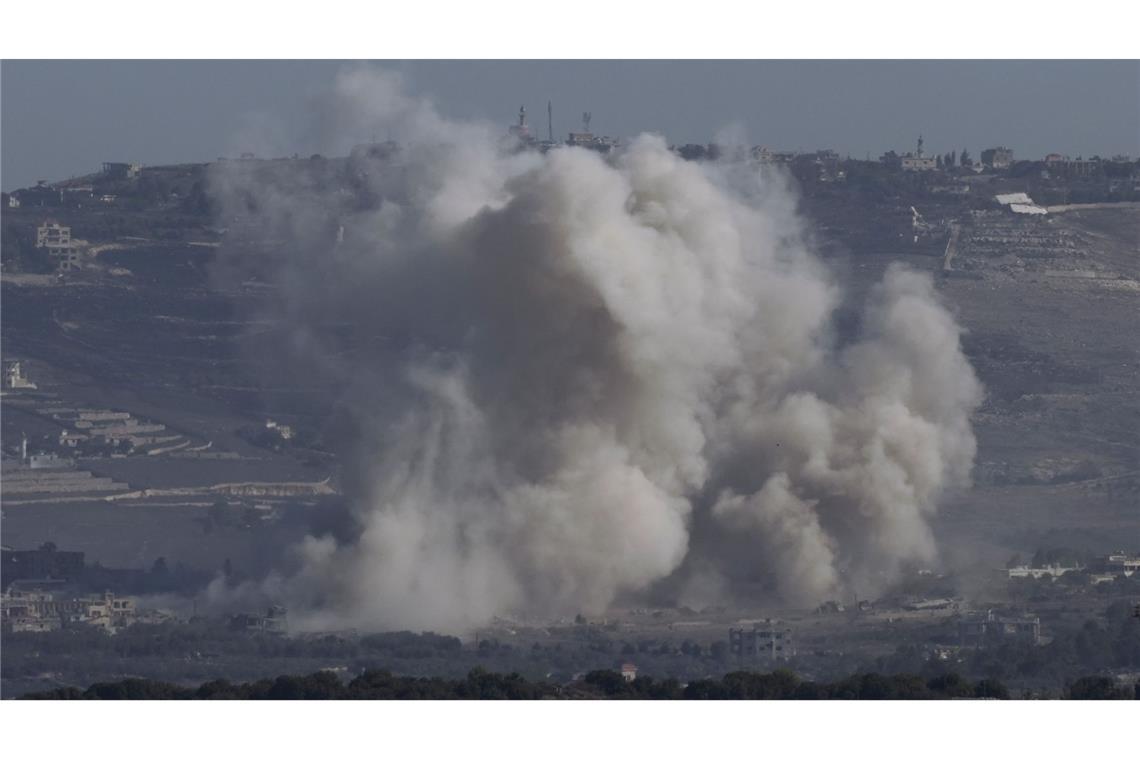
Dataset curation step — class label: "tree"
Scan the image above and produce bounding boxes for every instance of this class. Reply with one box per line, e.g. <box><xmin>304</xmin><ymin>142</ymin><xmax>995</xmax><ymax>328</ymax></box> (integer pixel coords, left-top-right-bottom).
<box><xmin>1066</xmin><ymin>677</ymin><xmax>1130</xmax><ymax>700</ymax></box>
<box><xmin>974</xmin><ymin>679</ymin><xmax>1010</xmax><ymax>699</ymax></box>
<box><xmin>583</xmin><ymin>669</ymin><xmax>632</xmax><ymax>697</ymax></box>
<box><xmin>927</xmin><ymin>673</ymin><xmax>974</xmax><ymax>699</ymax></box>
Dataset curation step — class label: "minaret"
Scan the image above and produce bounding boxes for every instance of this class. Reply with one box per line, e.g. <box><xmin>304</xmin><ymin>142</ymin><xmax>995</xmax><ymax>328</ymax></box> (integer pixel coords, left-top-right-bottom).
<box><xmin>519</xmin><ymin>105</ymin><xmax>526</xmax><ymax>129</ymax></box>
<box><xmin>917</xmin><ymin>134</ymin><xmax>925</xmax><ymax>158</ymax></box>
<box><xmin>548</xmin><ymin>100</ymin><xmax>553</xmax><ymax>143</ymax></box>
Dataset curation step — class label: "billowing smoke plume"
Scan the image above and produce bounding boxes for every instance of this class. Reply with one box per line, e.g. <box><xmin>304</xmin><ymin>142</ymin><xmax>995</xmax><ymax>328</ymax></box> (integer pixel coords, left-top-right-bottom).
<box><xmin>210</xmin><ymin>68</ymin><xmax>982</xmax><ymax>632</ymax></box>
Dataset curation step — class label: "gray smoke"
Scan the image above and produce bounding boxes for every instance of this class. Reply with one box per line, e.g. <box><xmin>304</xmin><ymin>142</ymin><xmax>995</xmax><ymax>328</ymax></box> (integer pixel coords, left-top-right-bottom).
<box><xmin>210</xmin><ymin>68</ymin><xmax>982</xmax><ymax>632</ymax></box>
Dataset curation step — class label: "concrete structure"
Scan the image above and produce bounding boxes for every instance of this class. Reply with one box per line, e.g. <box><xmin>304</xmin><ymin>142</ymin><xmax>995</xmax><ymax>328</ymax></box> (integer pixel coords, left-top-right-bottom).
<box><xmin>1104</xmin><ymin>553</ymin><xmax>1140</xmax><ymax>574</ymax></box>
<box><xmin>230</xmin><ymin>605</ymin><xmax>289</xmax><ymax>634</ymax></box>
<box><xmin>994</xmin><ymin>192</ymin><xmax>1048</xmax><ymax>215</ymax></box>
<box><xmin>981</xmin><ymin>147</ymin><xmax>1014</xmax><ymax>170</ymax></box>
<box><xmin>1007</xmin><ymin>564</ymin><xmax>1082</xmax><ymax>580</ymax></box>
<box><xmin>902</xmin><ymin>597</ymin><xmax>960</xmax><ymax>612</ymax></box>
<box><xmin>901</xmin><ymin>135</ymin><xmax>937</xmax><ymax>172</ymax></box>
<box><xmin>35</xmin><ymin>220</ymin><xmax>81</xmax><ymax>272</ymax></box>
<box><xmin>58</xmin><ymin>429</ymin><xmax>87</xmax><ymax>448</ymax></box>
<box><xmin>1051</xmin><ymin>158</ymin><xmax>1101</xmax><ymax>177</ymax></box>
<box><xmin>28</xmin><ymin>453</ymin><xmax>68</xmax><ymax>469</ymax></box>
<box><xmin>1</xmin><ymin>583</ymin><xmax>140</xmax><ymax>633</ymax></box>
<box><xmin>3</xmin><ymin>360</ymin><xmax>38</xmax><ymax>390</ymax></box>
<box><xmin>901</xmin><ymin>155</ymin><xmax>937</xmax><ymax>171</ymax></box>
<box><xmin>566</xmin><ymin>111</ymin><xmax>618</xmax><ymax>153</ymax></box>
<box><xmin>265</xmin><ymin>419</ymin><xmax>294</xmax><ymax>440</ymax></box>
<box><xmin>958</xmin><ymin>610</ymin><xmax>1041</xmax><ymax>647</ymax></box>
<box><xmin>620</xmin><ymin>663</ymin><xmax>638</xmax><ymax>682</ymax></box>
<box><xmin>102</xmin><ymin>162</ymin><xmax>142</xmax><ymax>179</ymax></box>
<box><xmin>75</xmin><ymin>411</ymin><xmax>132</xmax><ymax>423</ymax></box>
<box><xmin>36</xmin><ymin>220</ymin><xmax>70</xmax><ymax>247</ymax></box>
<box><xmin>729</xmin><ymin>621</ymin><xmax>794</xmax><ymax>661</ymax></box>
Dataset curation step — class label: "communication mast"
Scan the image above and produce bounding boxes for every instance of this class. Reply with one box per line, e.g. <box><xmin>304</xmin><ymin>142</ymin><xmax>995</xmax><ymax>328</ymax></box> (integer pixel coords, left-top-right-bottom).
<box><xmin>548</xmin><ymin>100</ymin><xmax>553</xmax><ymax>143</ymax></box>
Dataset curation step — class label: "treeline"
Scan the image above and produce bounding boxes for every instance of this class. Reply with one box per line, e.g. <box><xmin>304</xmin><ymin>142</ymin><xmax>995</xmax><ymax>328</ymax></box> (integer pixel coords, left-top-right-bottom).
<box><xmin>23</xmin><ymin>666</ymin><xmax>1135</xmax><ymax>700</ymax></box>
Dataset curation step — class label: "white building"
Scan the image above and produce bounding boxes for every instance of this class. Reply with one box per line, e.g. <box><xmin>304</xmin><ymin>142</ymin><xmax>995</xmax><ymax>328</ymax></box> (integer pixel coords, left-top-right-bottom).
<box><xmin>4</xmin><ymin>360</ymin><xmax>37</xmax><ymax>390</ymax></box>
<box><xmin>901</xmin><ymin>135</ymin><xmax>938</xmax><ymax>172</ymax></box>
<box><xmin>266</xmin><ymin>419</ymin><xmax>294</xmax><ymax>440</ymax></box>
<box><xmin>902</xmin><ymin>155</ymin><xmax>937</xmax><ymax>171</ymax></box>
<box><xmin>1105</xmin><ymin>553</ymin><xmax>1140</xmax><ymax>576</ymax></box>
<box><xmin>1007</xmin><ymin>564</ymin><xmax>1082</xmax><ymax>580</ymax></box>
<box><xmin>35</xmin><ymin>220</ymin><xmax>82</xmax><ymax>272</ymax></box>
<box><xmin>729</xmin><ymin>621</ymin><xmax>794</xmax><ymax>661</ymax></box>
<box><xmin>2</xmin><ymin>586</ymin><xmax>140</xmax><ymax>634</ymax></box>
<box><xmin>994</xmin><ymin>192</ymin><xmax>1048</xmax><ymax>216</ymax></box>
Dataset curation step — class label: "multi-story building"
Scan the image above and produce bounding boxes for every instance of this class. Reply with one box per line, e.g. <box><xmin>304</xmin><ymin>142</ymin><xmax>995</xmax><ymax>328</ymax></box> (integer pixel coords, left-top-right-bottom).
<box><xmin>1</xmin><ymin>582</ymin><xmax>140</xmax><ymax>633</ymax></box>
<box><xmin>729</xmin><ymin>621</ymin><xmax>794</xmax><ymax>661</ymax></box>
<box><xmin>981</xmin><ymin>147</ymin><xmax>1014</xmax><ymax>169</ymax></box>
<box><xmin>35</xmin><ymin>220</ymin><xmax>81</xmax><ymax>272</ymax></box>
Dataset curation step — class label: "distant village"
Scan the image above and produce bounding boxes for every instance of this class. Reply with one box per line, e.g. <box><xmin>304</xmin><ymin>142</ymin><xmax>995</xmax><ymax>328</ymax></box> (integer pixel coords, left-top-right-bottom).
<box><xmin>3</xmin><ymin>103</ymin><xmax>1138</xmax><ymax>276</ymax></box>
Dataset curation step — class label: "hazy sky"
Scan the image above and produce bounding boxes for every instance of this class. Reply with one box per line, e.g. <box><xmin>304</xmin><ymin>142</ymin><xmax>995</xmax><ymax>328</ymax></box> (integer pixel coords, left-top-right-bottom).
<box><xmin>2</xmin><ymin>60</ymin><xmax>1137</xmax><ymax>191</ymax></box>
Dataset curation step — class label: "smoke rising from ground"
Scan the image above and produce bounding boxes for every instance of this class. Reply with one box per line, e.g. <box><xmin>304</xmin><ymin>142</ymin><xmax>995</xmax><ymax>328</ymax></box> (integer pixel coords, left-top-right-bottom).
<box><xmin>210</xmin><ymin>68</ymin><xmax>982</xmax><ymax>632</ymax></box>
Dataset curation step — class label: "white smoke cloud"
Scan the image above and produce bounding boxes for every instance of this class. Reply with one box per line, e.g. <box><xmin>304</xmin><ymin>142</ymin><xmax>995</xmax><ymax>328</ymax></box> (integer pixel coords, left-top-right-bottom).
<box><xmin>210</xmin><ymin>67</ymin><xmax>982</xmax><ymax>632</ymax></box>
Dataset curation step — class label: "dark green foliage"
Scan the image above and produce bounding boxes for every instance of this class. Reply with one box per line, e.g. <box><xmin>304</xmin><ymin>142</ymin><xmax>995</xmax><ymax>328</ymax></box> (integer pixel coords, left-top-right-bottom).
<box><xmin>28</xmin><ymin>663</ymin><xmax>1136</xmax><ymax>700</ymax></box>
<box><xmin>963</xmin><ymin>602</ymin><xmax>1140</xmax><ymax>684</ymax></box>
<box><xmin>1065</xmin><ymin>677</ymin><xmax>1132</xmax><ymax>700</ymax></box>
